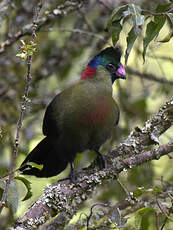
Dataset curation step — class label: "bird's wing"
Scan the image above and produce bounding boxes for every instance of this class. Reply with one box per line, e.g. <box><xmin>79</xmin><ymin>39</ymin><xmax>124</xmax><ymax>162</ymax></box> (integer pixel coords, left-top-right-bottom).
<box><xmin>42</xmin><ymin>91</ymin><xmax>61</xmax><ymax>136</ymax></box>
<box><xmin>42</xmin><ymin>80</ymin><xmax>81</xmax><ymax>137</ymax></box>
<box><xmin>114</xmin><ymin>101</ymin><xmax>120</xmax><ymax>125</ymax></box>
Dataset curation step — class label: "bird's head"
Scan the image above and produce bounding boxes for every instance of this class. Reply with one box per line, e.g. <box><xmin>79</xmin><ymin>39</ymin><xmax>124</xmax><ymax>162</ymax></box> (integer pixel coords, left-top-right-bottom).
<box><xmin>86</xmin><ymin>47</ymin><xmax>126</xmax><ymax>83</ymax></box>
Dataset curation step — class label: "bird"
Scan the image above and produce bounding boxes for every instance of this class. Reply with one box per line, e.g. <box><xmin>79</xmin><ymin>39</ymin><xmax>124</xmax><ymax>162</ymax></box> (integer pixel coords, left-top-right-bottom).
<box><xmin>20</xmin><ymin>46</ymin><xmax>126</xmax><ymax>181</ymax></box>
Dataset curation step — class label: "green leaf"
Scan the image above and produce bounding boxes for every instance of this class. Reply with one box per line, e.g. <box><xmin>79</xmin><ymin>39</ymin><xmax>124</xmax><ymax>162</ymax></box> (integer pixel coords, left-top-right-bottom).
<box><xmin>156</xmin><ymin>3</ymin><xmax>172</xmax><ymax>13</ymax></box>
<box><xmin>0</xmin><ymin>180</ymin><xmax>19</xmax><ymax>213</ymax></box>
<box><xmin>166</xmin><ymin>13</ymin><xmax>173</xmax><ymax>42</ymax></box>
<box><xmin>158</xmin><ymin>31</ymin><xmax>173</xmax><ymax>43</ymax></box>
<box><xmin>125</xmin><ymin>27</ymin><xmax>137</xmax><ymax>64</ymax></box>
<box><xmin>137</xmin><ymin>207</ymin><xmax>156</xmax><ymax>215</ymax></box>
<box><xmin>135</xmin><ymin>213</ymin><xmax>142</xmax><ymax>230</ymax></box>
<box><xmin>111</xmin><ymin>21</ymin><xmax>122</xmax><ymax>46</ymax></box>
<box><xmin>26</xmin><ymin>162</ymin><xmax>43</xmax><ymax>170</ymax></box>
<box><xmin>16</xmin><ymin>53</ymin><xmax>27</xmax><ymax>60</ymax></box>
<box><xmin>106</xmin><ymin>5</ymin><xmax>128</xmax><ymax>30</ymax></box>
<box><xmin>150</xmin><ymin>186</ymin><xmax>162</xmax><ymax>193</ymax></box>
<box><xmin>160</xmin><ymin>13</ymin><xmax>173</xmax><ymax>42</ymax></box>
<box><xmin>143</xmin><ymin>15</ymin><xmax>166</xmax><ymax>62</ymax></box>
<box><xmin>15</xmin><ymin>176</ymin><xmax>32</xmax><ymax>201</ymax></box>
<box><xmin>166</xmin><ymin>13</ymin><xmax>173</xmax><ymax>26</ymax></box>
<box><xmin>133</xmin><ymin>186</ymin><xmax>162</xmax><ymax>198</ymax></box>
<box><xmin>0</xmin><ymin>182</ymin><xmax>4</xmax><ymax>200</ymax></box>
<box><xmin>128</xmin><ymin>4</ymin><xmax>144</xmax><ymax>34</ymax></box>
<box><xmin>7</xmin><ymin>181</ymin><xmax>19</xmax><ymax>213</ymax></box>
<box><xmin>25</xmin><ymin>43</ymin><xmax>37</xmax><ymax>49</ymax></box>
<box><xmin>133</xmin><ymin>187</ymin><xmax>145</xmax><ymax>198</ymax></box>
<box><xmin>135</xmin><ymin>207</ymin><xmax>156</xmax><ymax>230</ymax></box>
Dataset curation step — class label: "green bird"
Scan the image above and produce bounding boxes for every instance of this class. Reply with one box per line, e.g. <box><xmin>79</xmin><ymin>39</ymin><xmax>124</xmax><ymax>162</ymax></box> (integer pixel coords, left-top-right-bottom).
<box><xmin>20</xmin><ymin>47</ymin><xmax>126</xmax><ymax>181</ymax></box>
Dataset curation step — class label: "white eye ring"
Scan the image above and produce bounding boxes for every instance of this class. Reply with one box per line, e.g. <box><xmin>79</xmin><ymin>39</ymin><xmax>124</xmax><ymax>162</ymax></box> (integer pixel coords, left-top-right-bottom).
<box><xmin>107</xmin><ymin>64</ymin><xmax>115</xmax><ymax>70</ymax></box>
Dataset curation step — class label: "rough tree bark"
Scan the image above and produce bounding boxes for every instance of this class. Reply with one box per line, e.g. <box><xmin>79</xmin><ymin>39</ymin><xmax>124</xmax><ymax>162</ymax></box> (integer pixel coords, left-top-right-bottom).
<box><xmin>12</xmin><ymin>97</ymin><xmax>173</xmax><ymax>230</ymax></box>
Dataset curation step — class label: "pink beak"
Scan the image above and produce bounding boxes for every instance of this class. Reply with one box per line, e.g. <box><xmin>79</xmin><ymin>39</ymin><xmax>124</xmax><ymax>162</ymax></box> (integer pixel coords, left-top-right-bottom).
<box><xmin>116</xmin><ymin>64</ymin><xmax>126</xmax><ymax>79</ymax></box>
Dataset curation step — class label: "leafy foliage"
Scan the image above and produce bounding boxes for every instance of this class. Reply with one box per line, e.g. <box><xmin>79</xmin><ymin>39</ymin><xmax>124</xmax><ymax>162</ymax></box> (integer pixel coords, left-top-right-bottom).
<box><xmin>133</xmin><ymin>186</ymin><xmax>162</xmax><ymax>198</ymax></box>
<box><xmin>14</xmin><ymin>176</ymin><xmax>32</xmax><ymax>201</ymax></box>
<box><xmin>0</xmin><ymin>180</ymin><xmax>19</xmax><ymax>213</ymax></box>
<box><xmin>106</xmin><ymin>2</ymin><xmax>173</xmax><ymax>63</ymax></box>
<box><xmin>16</xmin><ymin>41</ymin><xmax>37</xmax><ymax>60</ymax></box>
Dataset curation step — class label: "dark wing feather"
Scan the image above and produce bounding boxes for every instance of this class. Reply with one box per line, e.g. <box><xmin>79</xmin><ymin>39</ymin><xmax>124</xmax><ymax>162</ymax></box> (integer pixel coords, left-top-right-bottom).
<box><xmin>42</xmin><ymin>93</ymin><xmax>61</xmax><ymax>137</ymax></box>
<box><xmin>115</xmin><ymin>102</ymin><xmax>120</xmax><ymax>125</ymax></box>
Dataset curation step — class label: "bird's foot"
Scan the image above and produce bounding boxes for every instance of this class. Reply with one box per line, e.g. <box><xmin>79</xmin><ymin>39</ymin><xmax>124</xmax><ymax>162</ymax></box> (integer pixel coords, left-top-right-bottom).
<box><xmin>58</xmin><ymin>162</ymin><xmax>78</xmax><ymax>184</ymax></box>
<box><xmin>69</xmin><ymin>161</ymin><xmax>78</xmax><ymax>183</ymax></box>
<box><xmin>58</xmin><ymin>170</ymin><xmax>78</xmax><ymax>184</ymax></box>
<box><xmin>95</xmin><ymin>150</ymin><xmax>107</xmax><ymax>169</ymax></box>
<box><xmin>69</xmin><ymin>169</ymin><xmax>78</xmax><ymax>183</ymax></box>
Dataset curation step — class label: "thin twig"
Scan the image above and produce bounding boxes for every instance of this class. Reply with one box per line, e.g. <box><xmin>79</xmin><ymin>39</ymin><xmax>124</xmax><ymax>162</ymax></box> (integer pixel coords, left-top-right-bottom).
<box><xmin>97</xmin><ymin>0</ymin><xmax>112</xmax><ymax>10</ymax></box>
<box><xmin>160</xmin><ymin>217</ymin><xmax>168</xmax><ymax>230</ymax></box>
<box><xmin>0</xmin><ymin>161</ymin><xmax>33</xmax><ymax>180</ymax></box>
<box><xmin>156</xmin><ymin>197</ymin><xmax>169</xmax><ymax>219</ymax></box>
<box><xmin>78</xmin><ymin>9</ymin><xmax>94</xmax><ymax>31</ymax></box>
<box><xmin>126</xmin><ymin>67</ymin><xmax>173</xmax><ymax>85</ymax></box>
<box><xmin>0</xmin><ymin>0</ymin><xmax>44</xmax><ymax>214</ymax></box>
<box><xmin>44</xmin><ymin>27</ymin><xmax>109</xmax><ymax>43</ymax></box>
<box><xmin>141</xmin><ymin>10</ymin><xmax>168</xmax><ymax>16</ymax></box>
<box><xmin>155</xmin><ymin>212</ymin><xmax>160</xmax><ymax>230</ymax></box>
<box><xmin>146</xmin><ymin>54</ymin><xmax>173</xmax><ymax>63</ymax></box>
<box><xmin>0</xmin><ymin>0</ymin><xmax>85</xmax><ymax>55</ymax></box>
<box><xmin>116</xmin><ymin>177</ymin><xmax>136</xmax><ymax>204</ymax></box>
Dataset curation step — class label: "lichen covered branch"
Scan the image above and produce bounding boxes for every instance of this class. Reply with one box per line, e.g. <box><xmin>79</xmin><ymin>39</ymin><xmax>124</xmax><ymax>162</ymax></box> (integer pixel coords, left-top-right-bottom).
<box><xmin>12</xmin><ymin>98</ymin><xmax>173</xmax><ymax>229</ymax></box>
<box><xmin>0</xmin><ymin>0</ymin><xmax>85</xmax><ymax>55</ymax></box>
<box><xmin>0</xmin><ymin>0</ymin><xmax>44</xmax><ymax>214</ymax></box>
<box><xmin>112</xmin><ymin>97</ymin><xmax>173</xmax><ymax>158</ymax></box>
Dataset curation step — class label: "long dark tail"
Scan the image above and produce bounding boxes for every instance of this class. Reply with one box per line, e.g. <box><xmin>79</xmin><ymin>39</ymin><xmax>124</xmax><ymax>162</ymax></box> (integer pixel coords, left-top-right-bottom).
<box><xmin>20</xmin><ymin>137</ymin><xmax>68</xmax><ymax>177</ymax></box>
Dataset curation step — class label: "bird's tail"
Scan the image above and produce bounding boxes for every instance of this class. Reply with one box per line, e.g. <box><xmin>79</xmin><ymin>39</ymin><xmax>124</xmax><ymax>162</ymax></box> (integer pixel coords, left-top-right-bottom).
<box><xmin>20</xmin><ymin>137</ymin><xmax>68</xmax><ymax>177</ymax></box>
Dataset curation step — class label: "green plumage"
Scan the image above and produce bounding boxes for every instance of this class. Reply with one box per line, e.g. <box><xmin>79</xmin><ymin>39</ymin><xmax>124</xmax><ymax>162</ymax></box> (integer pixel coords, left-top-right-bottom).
<box><xmin>20</xmin><ymin>47</ymin><xmax>125</xmax><ymax>180</ymax></box>
<box><xmin>43</xmin><ymin>66</ymin><xmax>118</xmax><ymax>153</ymax></box>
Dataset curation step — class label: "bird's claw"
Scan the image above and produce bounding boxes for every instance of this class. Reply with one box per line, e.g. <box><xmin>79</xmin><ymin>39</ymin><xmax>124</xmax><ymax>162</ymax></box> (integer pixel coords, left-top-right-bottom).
<box><xmin>95</xmin><ymin>150</ymin><xmax>107</xmax><ymax>169</ymax></box>
<box><xmin>69</xmin><ymin>169</ymin><xmax>78</xmax><ymax>183</ymax></box>
<box><xmin>58</xmin><ymin>169</ymin><xmax>78</xmax><ymax>184</ymax></box>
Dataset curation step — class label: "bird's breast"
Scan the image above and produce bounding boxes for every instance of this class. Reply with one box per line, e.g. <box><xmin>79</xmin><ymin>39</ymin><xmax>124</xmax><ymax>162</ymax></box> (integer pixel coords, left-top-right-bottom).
<box><xmin>81</xmin><ymin>97</ymin><xmax>115</xmax><ymax>125</ymax></box>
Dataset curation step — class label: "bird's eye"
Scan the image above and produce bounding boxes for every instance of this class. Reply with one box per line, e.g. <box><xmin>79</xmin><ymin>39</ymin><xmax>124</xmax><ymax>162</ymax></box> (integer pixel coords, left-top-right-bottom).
<box><xmin>106</xmin><ymin>63</ymin><xmax>115</xmax><ymax>70</ymax></box>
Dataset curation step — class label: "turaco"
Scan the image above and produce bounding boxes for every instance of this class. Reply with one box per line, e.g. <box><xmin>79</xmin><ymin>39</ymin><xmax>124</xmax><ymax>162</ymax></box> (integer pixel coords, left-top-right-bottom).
<box><xmin>20</xmin><ymin>46</ymin><xmax>126</xmax><ymax>181</ymax></box>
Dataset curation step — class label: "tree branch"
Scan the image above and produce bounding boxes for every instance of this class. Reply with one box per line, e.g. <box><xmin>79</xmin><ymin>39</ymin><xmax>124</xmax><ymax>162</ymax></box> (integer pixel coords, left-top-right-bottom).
<box><xmin>61</xmin><ymin>183</ymin><xmax>173</xmax><ymax>230</ymax></box>
<box><xmin>126</xmin><ymin>67</ymin><xmax>173</xmax><ymax>85</ymax></box>
<box><xmin>12</xmin><ymin>98</ymin><xmax>173</xmax><ymax>229</ymax></box>
<box><xmin>0</xmin><ymin>0</ymin><xmax>85</xmax><ymax>55</ymax></box>
<box><xmin>43</xmin><ymin>27</ymin><xmax>108</xmax><ymax>43</ymax></box>
<box><xmin>0</xmin><ymin>0</ymin><xmax>44</xmax><ymax>214</ymax></box>
<box><xmin>112</xmin><ymin>97</ymin><xmax>173</xmax><ymax>158</ymax></box>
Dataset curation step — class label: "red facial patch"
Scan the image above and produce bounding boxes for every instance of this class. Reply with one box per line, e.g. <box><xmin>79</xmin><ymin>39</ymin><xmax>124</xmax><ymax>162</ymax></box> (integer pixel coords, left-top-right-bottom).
<box><xmin>81</xmin><ymin>65</ymin><xmax>96</xmax><ymax>80</ymax></box>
